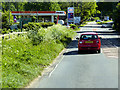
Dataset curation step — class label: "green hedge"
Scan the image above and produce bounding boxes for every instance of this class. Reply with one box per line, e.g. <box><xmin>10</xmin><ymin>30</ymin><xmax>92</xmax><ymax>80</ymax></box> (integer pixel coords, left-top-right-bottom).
<box><xmin>69</xmin><ymin>24</ymin><xmax>78</xmax><ymax>30</ymax></box>
<box><xmin>113</xmin><ymin>3</ymin><xmax>120</xmax><ymax>32</ymax></box>
<box><xmin>90</xmin><ymin>17</ymin><xmax>100</xmax><ymax>21</ymax></box>
<box><xmin>23</xmin><ymin>22</ymin><xmax>55</xmax><ymax>31</ymax></box>
<box><xmin>23</xmin><ymin>22</ymin><xmax>40</xmax><ymax>31</ymax></box>
<box><xmin>0</xmin><ymin>28</ymin><xmax>21</xmax><ymax>34</ymax></box>
<box><xmin>2</xmin><ymin>24</ymin><xmax>76</xmax><ymax>88</ymax></box>
<box><xmin>96</xmin><ymin>20</ymin><xmax>113</xmax><ymax>25</ymax></box>
<box><xmin>40</xmin><ymin>22</ymin><xmax>55</xmax><ymax>28</ymax></box>
<box><xmin>80</xmin><ymin>21</ymin><xmax>87</xmax><ymax>27</ymax></box>
<box><xmin>1</xmin><ymin>28</ymin><xmax>9</xmax><ymax>34</ymax></box>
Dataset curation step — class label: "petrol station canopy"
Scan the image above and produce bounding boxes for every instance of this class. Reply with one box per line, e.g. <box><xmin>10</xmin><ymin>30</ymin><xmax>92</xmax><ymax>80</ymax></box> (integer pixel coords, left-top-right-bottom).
<box><xmin>11</xmin><ymin>11</ymin><xmax>66</xmax><ymax>16</ymax></box>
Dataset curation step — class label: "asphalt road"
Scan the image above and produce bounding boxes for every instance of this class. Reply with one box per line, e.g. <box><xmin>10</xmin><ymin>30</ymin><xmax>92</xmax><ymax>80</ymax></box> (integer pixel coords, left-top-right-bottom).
<box><xmin>28</xmin><ymin>22</ymin><xmax>118</xmax><ymax>88</ymax></box>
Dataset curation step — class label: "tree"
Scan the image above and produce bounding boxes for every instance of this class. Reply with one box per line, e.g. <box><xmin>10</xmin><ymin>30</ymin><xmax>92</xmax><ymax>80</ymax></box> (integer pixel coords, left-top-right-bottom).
<box><xmin>24</xmin><ymin>2</ymin><xmax>51</xmax><ymax>11</ymax></box>
<box><xmin>2</xmin><ymin>10</ymin><xmax>13</xmax><ymax>29</ymax></box>
<box><xmin>59</xmin><ymin>2</ymin><xmax>98</xmax><ymax>22</ymax></box>
<box><xmin>74</xmin><ymin>2</ymin><xmax>98</xmax><ymax>21</ymax></box>
<box><xmin>2</xmin><ymin>2</ymin><xmax>25</xmax><ymax>12</ymax></box>
<box><xmin>97</xmin><ymin>2</ymin><xmax>118</xmax><ymax>18</ymax></box>
<box><xmin>49</xmin><ymin>2</ymin><xmax>61</xmax><ymax>11</ymax></box>
<box><xmin>113</xmin><ymin>3</ymin><xmax>120</xmax><ymax>32</ymax></box>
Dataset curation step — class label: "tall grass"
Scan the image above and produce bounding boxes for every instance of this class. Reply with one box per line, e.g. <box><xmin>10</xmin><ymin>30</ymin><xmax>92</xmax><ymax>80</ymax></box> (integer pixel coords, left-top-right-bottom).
<box><xmin>2</xmin><ymin>24</ymin><xmax>76</xmax><ymax>88</ymax></box>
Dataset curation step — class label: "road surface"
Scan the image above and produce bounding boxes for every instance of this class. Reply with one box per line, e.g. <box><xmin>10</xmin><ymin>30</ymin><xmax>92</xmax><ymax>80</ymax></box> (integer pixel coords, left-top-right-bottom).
<box><xmin>27</xmin><ymin>22</ymin><xmax>119</xmax><ymax>88</ymax></box>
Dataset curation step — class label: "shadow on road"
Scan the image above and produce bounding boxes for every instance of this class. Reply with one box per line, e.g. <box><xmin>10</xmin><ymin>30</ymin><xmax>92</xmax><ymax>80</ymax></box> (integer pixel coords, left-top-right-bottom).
<box><xmin>63</xmin><ymin>50</ymin><xmax>97</xmax><ymax>55</ymax></box>
<box><xmin>98</xmin><ymin>33</ymin><xmax>119</xmax><ymax>35</ymax></box>
<box><xmin>64</xmin><ymin>27</ymin><xmax>120</xmax><ymax>56</ymax></box>
<box><xmin>76</xmin><ymin>29</ymin><xmax>120</xmax><ymax>48</ymax></box>
<box><xmin>81</xmin><ymin>26</ymin><xmax>102</xmax><ymax>28</ymax></box>
<box><xmin>66</xmin><ymin>40</ymin><xmax>78</xmax><ymax>49</ymax></box>
<box><xmin>101</xmin><ymin>38</ymin><xmax>120</xmax><ymax>48</ymax></box>
<box><xmin>76</xmin><ymin>30</ymin><xmax>118</xmax><ymax>34</ymax></box>
<box><xmin>96</xmin><ymin>31</ymin><xmax>120</xmax><ymax>36</ymax></box>
<box><xmin>64</xmin><ymin>39</ymin><xmax>98</xmax><ymax>55</ymax></box>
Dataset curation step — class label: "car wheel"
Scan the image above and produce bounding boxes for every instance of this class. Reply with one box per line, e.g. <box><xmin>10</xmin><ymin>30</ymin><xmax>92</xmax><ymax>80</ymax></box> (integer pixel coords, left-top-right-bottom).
<box><xmin>78</xmin><ymin>50</ymin><xmax>81</xmax><ymax>54</ymax></box>
<box><xmin>98</xmin><ymin>49</ymin><xmax>101</xmax><ymax>53</ymax></box>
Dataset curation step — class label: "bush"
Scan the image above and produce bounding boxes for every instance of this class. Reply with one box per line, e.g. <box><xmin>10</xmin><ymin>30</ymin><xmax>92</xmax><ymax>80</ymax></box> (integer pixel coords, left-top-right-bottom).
<box><xmin>34</xmin><ymin>23</ymin><xmax>41</xmax><ymax>28</ymax></box>
<box><xmin>80</xmin><ymin>21</ymin><xmax>87</xmax><ymax>27</ymax></box>
<box><xmin>23</xmin><ymin>22</ymin><xmax>39</xmax><ymax>31</ymax></box>
<box><xmin>39</xmin><ymin>22</ymin><xmax>55</xmax><ymax>28</ymax></box>
<box><xmin>113</xmin><ymin>3</ymin><xmax>120</xmax><ymax>32</ymax></box>
<box><xmin>90</xmin><ymin>17</ymin><xmax>100</xmax><ymax>21</ymax></box>
<box><xmin>94</xmin><ymin>17</ymin><xmax>100</xmax><ymax>21</ymax></box>
<box><xmin>0</xmin><ymin>29</ymin><xmax>2</xmax><ymax>34</ymax></box>
<box><xmin>8</xmin><ymin>29</ymin><xmax>13</xmax><ymax>33</ymax></box>
<box><xmin>1</xmin><ymin>28</ymin><xmax>9</xmax><ymax>34</ymax></box>
<box><xmin>23</xmin><ymin>22</ymin><xmax>55</xmax><ymax>31</ymax></box>
<box><xmin>2</xmin><ymin>10</ymin><xmax>14</xmax><ymax>29</ymax></box>
<box><xmin>23</xmin><ymin>24</ymin><xmax>28</xmax><ymax>29</ymax></box>
<box><xmin>2</xmin><ymin>24</ymin><xmax>76</xmax><ymax>88</ymax></box>
<box><xmin>97</xmin><ymin>22</ymin><xmax>102</xmax><ymax>24</ymax></box>
<box><xmin>69</xmin><ymin>24</ymin><xmax>78</xmax><ymax>30</ymax></box>
<box><xmin>28</xmin><ymin>22</ymin><xmax>37</xmax><ymax>30</ymax></box>
<box><xmin>28</xmin><ymin>24</ymin><xmax>76</xmax><ymax>45</ymax></box>
<box><xmin>97</xmin><ymin>20</ymin><xmax>113</xmax><ymax>25</ymax></box>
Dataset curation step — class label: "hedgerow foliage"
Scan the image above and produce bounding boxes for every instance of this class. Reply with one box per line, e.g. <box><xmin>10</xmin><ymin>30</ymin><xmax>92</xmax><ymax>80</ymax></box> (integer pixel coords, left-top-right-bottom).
<box><xmin>2</xmin><ymin>24</ymin><xmax>76</xmax><ymax>88</ymax></box>
<box><xmin>113</xmin><ymin>3</ymin><xmax>120</xmax><ymax>32</ymax></box>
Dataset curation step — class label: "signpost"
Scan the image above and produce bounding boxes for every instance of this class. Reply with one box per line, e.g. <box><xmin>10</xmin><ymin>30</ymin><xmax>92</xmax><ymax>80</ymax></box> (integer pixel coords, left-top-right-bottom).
<box><xmin>74</xmin><ymin>17</ymin><xmax>81</xmax><ymax>24</ymax></box>
<box><xmin>67</xmin><ymin>7</ymin><xmax>74</xmax><ymax>25</ymax></box>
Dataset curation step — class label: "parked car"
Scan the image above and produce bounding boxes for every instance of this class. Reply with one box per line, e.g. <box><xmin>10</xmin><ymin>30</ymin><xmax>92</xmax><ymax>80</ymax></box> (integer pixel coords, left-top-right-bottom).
<box><xmin>76</xmin><ymin>32</ymin><xmax>101</xmax><ymax>53</ymax></box>
<box><xmin>101</xmin><ymin>22</ymin><xmax>113</xmax><ymax>28</ymax></box>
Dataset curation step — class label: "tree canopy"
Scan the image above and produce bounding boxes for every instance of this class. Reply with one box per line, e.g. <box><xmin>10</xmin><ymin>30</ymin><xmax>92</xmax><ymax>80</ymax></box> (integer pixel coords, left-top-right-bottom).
<box><xmin>2</xmin><ymin>2</ymin><xmax>98</xmax><ymax>22</ymax></box>
<box><xmin>97</xmin><ymin>2</ymin><xmax>118</xmax><ymax>18</ymax></box>
<box><xmin>113</xmin><ymin>3</ymin><xmax>120</xmax><ymax>31</ymax></box>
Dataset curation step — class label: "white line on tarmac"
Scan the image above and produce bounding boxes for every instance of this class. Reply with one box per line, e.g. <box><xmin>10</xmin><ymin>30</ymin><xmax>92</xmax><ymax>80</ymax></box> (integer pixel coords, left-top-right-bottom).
<box><xmin>107</xmin><ymin>56</ymin><xmax>118</xmax><ymax>58</ymax></box>
<box><xmin>48</xmin><ymin>54</ymin><xmax>65</xmax><ymax>78</ymax></box>
<box><xmin>48</xmin><ymin>64</ymin><xmax>58</xmax><ymax>77</ymax></box>
<box><xmin>113</xmin><ymin>45</ymin><xmax>119</xmax><ymax>48</ymax></box>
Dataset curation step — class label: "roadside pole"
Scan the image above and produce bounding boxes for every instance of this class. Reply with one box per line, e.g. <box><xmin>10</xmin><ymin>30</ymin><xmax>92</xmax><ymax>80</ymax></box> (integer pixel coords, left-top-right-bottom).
<box><xmin>67</xmin><ymin>8</ymin><xmax>68</xmax><ymax>26</ymax></box>
<box><xmin>68</xmin><ymin>7</ymin><xmax>74</xmax><ymax>25</ymax></box>
<box><xmin>57</xmin><ymin>15</ymin><xmax>59</xmax><ymax>24</ymax></box>
<box><xmin>37</xmin><ymin>11</ymin><xmax>38</xmax><ymax>22</ymax></box>
<box><xmin>21</xmin><ymin>18</ymin><xmax>22</xmax><ymax>32</ymax></box>
<box><xmin>73</xmin><ymin>2</ymin><xmax>74</xmax><ymax>24</ymax></box>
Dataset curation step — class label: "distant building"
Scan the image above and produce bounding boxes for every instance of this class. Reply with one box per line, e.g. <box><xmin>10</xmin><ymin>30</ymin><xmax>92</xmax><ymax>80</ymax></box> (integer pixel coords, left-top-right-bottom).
<box><xmin>11</xmin><ymin>11</ymin><xmax>66</xmax><ymax>24</ymax></box>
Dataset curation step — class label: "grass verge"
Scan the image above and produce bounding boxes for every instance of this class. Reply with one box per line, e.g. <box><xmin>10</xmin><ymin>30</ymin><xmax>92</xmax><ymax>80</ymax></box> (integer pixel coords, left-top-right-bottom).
<box><xmin>80</xmin><ymin>22</ymin><xmax>88</xmax><ymax>27</ymax></box>
<box><xmin>2</xmin><ymin>24</ymin><xmax>76</xmax><ymax>88</ymax></box>
<box><xmin>0</xmin><ymin>37</ymin><xmax>1</xmax><ymax>88</ymax></box>
<box><xmin>97</xmin><ymin>20</ymin><xmax>113</xmax><ymax>25</ymax></box>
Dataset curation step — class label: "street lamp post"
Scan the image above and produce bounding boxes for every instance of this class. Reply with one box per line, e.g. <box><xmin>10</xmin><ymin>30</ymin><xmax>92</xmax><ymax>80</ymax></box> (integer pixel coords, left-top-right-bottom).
<box><xmin>73</xmin><ymin>2</ymin><xmax>74</xmax><ymax>24</ymax></box>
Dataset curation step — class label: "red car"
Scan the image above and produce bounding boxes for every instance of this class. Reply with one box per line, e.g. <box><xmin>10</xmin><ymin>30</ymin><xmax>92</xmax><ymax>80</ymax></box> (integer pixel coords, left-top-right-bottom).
<box><xmin>76</xmin><ymin>32</ymin><xmax>101</xmax><ymax>53</ymax></box>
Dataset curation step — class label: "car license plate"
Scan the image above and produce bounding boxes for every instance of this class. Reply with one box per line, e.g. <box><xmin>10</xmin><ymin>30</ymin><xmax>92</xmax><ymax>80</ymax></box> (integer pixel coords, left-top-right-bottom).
<box><xmin>85</xmin><ymin>41</ymin><xmax>93</xmax><ymax>43</ymax></box>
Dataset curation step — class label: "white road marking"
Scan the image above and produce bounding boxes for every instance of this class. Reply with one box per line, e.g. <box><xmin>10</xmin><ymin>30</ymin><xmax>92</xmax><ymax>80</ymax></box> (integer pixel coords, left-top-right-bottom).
<box><xmin>103</xmin><ymin>50</ymin><xmax>111</xmax><ymax>53</ymax></box>
<box><xmin>48</xmin><ymin>64</ymin><xmax>58</xmax><ymax>77</ymax></box>
<box><xmin>113</xmin><ymin>45</ymin><xmax>119</xmax><ymax>48</ymax></box>
<box><xmin>48</xmin><ymin>54</ymin><xmax>65</xmax><ymax>77</ymax></box>
<box><xmin>107</xmin><ymin>56</ymin><xmax>118</xmax><ymax>58</ymax></box>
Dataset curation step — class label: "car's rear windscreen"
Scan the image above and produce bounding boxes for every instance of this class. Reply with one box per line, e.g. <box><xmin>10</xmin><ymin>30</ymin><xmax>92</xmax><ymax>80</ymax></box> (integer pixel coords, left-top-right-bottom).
<box><xmin>80</xmin><ymin>34</ymin><xmax>98</xmax><ymax>40</ymax></box>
